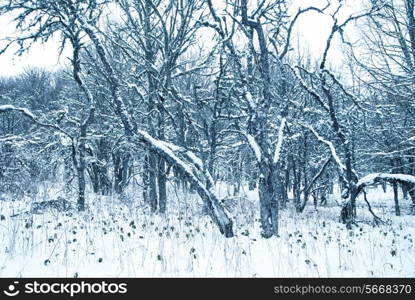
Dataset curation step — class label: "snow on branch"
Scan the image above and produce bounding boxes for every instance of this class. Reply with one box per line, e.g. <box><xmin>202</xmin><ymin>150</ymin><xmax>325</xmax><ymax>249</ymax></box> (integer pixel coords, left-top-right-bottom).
<box><xmin>246</xmin><ymin>134</ymin><xmax>262</xmax><ymax>163</ymax></box>
<box><xmin>137</xmin><ymin>130</ymin><xmax>198</xmax><ymax>180</ymax></box>
<box><xmin>0</xmin><ymin>104</ymin><xmax>72</xmax><ymax>138</ymax></box>
<box><xmin>290</xmin><ymin>66</ymin><xmax>330</xmax><ymax>113</ymax></box>
<box><xmin>301</xmin><ymin>123</ymin><xmax>346</xmax><ymax>172</ymax></box>
<box><xmin>137</xmin><ymin>130</ymin><xmax>233</xmax><ymax>237</ymax></box>
<box><xmin>185</xmin><ymin>151</ymin><xmax>204</xmax><ymax>169</ymax></box>
<box><xmin>301</xmin><ymin>156</ymin><xmax>332</xmax><ymax>196</ymax></box>
<box><xmin>138</xmin><ymin>130</ymin><xmax>211</xmax><ymax>191</ymax></box>
<box><xmin>321</xmin><ymin>69</ymin><xmax>376</xmax><ymax>113</ymax></box>
<box><xmin>244</xmin><ymin>87</ymin><xmax>257</xmax><ymax>111</ymax></box>
<box><xmin>273</xmin><ymin>117</ymin><xmax>286</xmax><ymax>164</ymax></box>
<box><xmin>158</xmin><ymin>140</ymin><xmax>213</xmax><ymax>186</ymax></box>
<box><xmin>357</xmin><ymin>173</ymin><xmax>415</xmax><ymax>189</ymax></box>
<box><xmin>0</xmin><ymin>104</ymin><xmax>36</xmax><ymax>119</ymax></box>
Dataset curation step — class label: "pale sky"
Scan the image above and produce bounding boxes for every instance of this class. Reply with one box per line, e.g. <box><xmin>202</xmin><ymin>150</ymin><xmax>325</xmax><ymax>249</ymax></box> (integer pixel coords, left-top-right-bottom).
<box><xmin>0</xmin><ymin>0</ymin><xmax>362</xmax><ymax>77</ymax></box>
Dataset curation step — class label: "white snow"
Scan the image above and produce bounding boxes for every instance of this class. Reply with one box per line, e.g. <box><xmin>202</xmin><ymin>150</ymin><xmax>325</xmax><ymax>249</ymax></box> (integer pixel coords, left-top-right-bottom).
<box><xmin>358</xmin><ymin>173</ymin><xmax>415</xmax><ymax>188</ymax></box>
<box><xmin>293</xmin><ymin>67</ymin><xmax>330</xmax><ymax>112</ymax></box>
<box><xmin>0</xmin><ymin>104</ymin><xmax>36</xmax><ymax>120</ymax></box>
<box><xmin>246</xmin><ymin>134</ymin><xmax>262</xmax><ymax>163</ymax></box>
<box><xmin>137</xmin><ymin>130</ymin><xmax>197</xmax><ymax>180</ymax></box>
<box><xmin>185</xmin><ymin>151</ymin><xmax>204</xmax><ymax>170</ymax></box>
<box><xmin>154</xmin><ymin>138</ymin><xmax>205</xmax><ymax>180</ymax></box>
<box><xmin>245</xmin><ymin>89</ymin><xmax>256</xmax><ymax>110</ymax></box>
<box><xmin>1</xmin><ymin>184</ymin><xmax>414</xmax><ymax>277</ymax></box>
<box><xmin>0</xmin><ymin>104</ymin><xmax>17</xmax><ymax>111</ymax></box>
<box><xmin>273</xmin><ymin>117</ymin><xmax>286</xmax><ymax>164</ymax></box>
<box><xmin>304</xmin><ymin>124</ymin><xmax>347</xmax><ymax>172</ymax></box>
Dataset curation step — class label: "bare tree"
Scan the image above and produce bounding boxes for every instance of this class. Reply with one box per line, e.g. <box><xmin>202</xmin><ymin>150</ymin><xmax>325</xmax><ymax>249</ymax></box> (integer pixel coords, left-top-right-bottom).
<box><xmin>0</xmin><ymin>0</ymin><xmax>234</xmax><ymax>236</ymax></box>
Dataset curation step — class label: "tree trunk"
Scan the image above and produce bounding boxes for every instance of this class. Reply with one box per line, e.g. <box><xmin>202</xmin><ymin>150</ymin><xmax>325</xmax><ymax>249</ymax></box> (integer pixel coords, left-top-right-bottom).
<box><xmin>293</xmin><ymin>170</ymin><xmax>302</xmax><ymax>212</ymax></box>
<box><xmin>258</xmin><ymin>167</ymin><xmax>279</xmax><ymax>238</ymax></box>
<box><xmin>77</xmin><ymin>128</ymin><xmax>87</xmax><ymax>211</ymax></box>
<box><xmin>281</xmin><ymin>165</ymin><xmax>289</xmax><ymax>209</ymax></box>
<box><xmin>64</xmin><ymin>156</ymin><xmax>73</xmax><ymax>194</ymax></box>
<box><xmin>382</xmin><ymin>181</ymin><xmax>387</xmax><ymax>193</ymax></box>
<box><xmin>88</xmin><ymin>161</ymin><xmax>111</xmax><ymax>196</ymax></box>
<box><xmin>148</xmin><ymin>151</ymin><xmax>158</xmax><ymax>212</ymax></box>
<box><xmin>113</xmin><ymin>152</ymin><xmax>131</xmax><ymax>194</ymax></box>
<box><xmin>158</xmin><ymin>158</ymin><xmax>167</xmax><ymax>213</ymax></box>
<box><xmin>248</xmin><ymin>173</ymin><xmax>257</xmax><ymax>191</ymax></box>
<box><xmin>157</xmin><ymin>106</ymin><xmax>167</xmax><ymax>213</ymax></box>
<box><xmin>407</xmin><ymin>183</ymin><xmax>415</xmax><ymax>206</ymax></box>
<box><xmin>393</xmin><ymin>182</ymin><xmax>401</xmax><ymax>216</ymax></box>
<box><xmin>313</xmin><ymin>189</ymin><xmax>318</xmax><ymax>210</ymax></box>
<box><xmin>402</xmin><ymin>181</ymin><xmax>409</xmax><ymax>200</ymax></box>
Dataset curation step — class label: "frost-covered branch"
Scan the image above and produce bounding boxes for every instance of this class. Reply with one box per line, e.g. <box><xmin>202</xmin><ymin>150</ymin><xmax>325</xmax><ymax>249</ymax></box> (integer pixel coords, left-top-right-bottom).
<box><xmin>290</xmin><ymin>66</ymin><xmax>330</xmax><ymax>113</ymax></box>
<box><xmin>273</xmin><ymin>117</ymin><xmax>286</xmax><ymax>164</ymax></box>
<box><xmin>300</xmin><ymin>123</ymin><xmax>346</xmax><ymax>173</ymax></box>
<box><xmin>137</xmin><ymin>130</ymin><xmax>233</xmax><ymax>237</ymax></box>
<box><xmin>301</xmin><ymin>156</ymin><xmax>332</xmax><ymax>196</ymax></box>
<box><xmin>245</xmin><ymin>134</ymin><xmax>262</xmax><ymax>163</ymax></box>
<box><xmin>0</xmin><ymin>105</ymin><xmax>72</xmax><ymax>139</ymax></box>
<box><xmin>357</xmin><ymin>173</ymin><xmax>415</xmax><ymax>189</ymax></box>
<box><xmin>321</xmin><ymin>69</ymin><xmax>376</xmax><ymax>113</ymax></box>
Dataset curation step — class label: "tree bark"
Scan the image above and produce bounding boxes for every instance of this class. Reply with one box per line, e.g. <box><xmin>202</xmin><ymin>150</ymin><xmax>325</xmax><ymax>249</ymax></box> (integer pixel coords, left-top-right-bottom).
<box><xmin>77</xmin><ymin>127</ymin><xmax>87</xmax><ymax>211</ymax></box>
<box><xmin>393</xmin><ymin>182</ymin><xmax>401</xmax><ymax>216</ymax></box>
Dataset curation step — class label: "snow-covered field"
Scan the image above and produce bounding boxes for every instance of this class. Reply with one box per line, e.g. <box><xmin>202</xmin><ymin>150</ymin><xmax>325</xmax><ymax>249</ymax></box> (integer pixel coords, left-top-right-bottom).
<box><xmin>0</xmin><ymin>183</ymin><xmax>414</xmax><ymax>277</ymax></box>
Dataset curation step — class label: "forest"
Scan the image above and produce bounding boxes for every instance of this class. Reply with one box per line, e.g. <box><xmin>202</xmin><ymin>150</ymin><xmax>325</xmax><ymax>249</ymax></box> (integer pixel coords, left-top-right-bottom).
<box><xmin>0</xmin><ymin>0</ymin><xmax>414</xmax><ymax>277</ymax></box>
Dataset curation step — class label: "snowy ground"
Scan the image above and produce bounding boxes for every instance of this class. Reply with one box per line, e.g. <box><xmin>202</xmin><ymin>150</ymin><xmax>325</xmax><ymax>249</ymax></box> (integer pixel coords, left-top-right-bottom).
<box><xmin>0</xmin><ymin>183</ymin><xmax>414</xmax><ymax>277</ymax></box>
